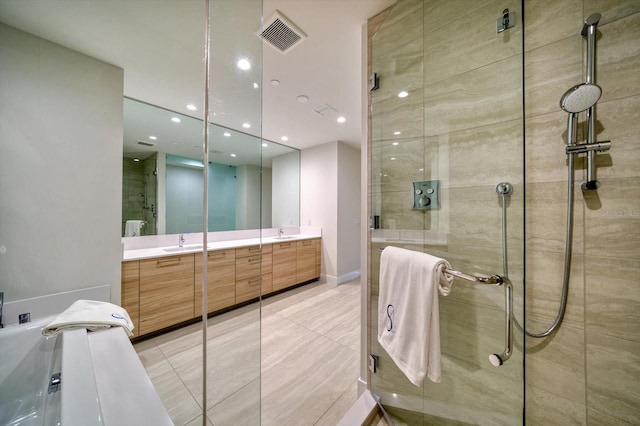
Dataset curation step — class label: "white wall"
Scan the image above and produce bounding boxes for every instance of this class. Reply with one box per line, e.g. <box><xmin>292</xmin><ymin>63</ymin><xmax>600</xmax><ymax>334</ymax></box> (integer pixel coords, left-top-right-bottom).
<box><xmin>0</xmin><ymin>24</ymin><xmax>124</xmax><ymax>305</ymax></box>
<box><xmin>272</xmin><ymin>151</ymin><xmax>300</xmax><ymax>228</ymax></box>
<box><xmin>337</xmin><ymin>143</ymin><xmax>361</xmax><ymax>282</ymax></box>
<box><xmin>301</xmin><ymin>141</ymin><xmax>361</xmax><ymax>284</ymax></box>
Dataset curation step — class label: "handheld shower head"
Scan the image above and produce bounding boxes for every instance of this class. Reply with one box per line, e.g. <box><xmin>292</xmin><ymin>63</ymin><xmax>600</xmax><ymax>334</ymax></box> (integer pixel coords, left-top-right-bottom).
<box><xmin>560</xmin><ymin>83</ymin><xmax>602</xmax><ymax>113</ymax></box>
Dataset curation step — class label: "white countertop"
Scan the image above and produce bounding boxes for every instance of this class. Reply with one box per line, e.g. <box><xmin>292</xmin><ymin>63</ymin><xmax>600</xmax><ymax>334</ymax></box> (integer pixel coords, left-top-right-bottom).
<box><xmin>123</xmin><ymin>234</ymin><xmax>320</xmax><ymax>261</ymax></box>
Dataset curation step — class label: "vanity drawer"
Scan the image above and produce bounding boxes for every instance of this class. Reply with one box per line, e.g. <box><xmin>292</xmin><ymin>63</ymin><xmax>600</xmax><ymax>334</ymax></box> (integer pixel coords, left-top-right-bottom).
<box><xmin>195</xmin><ymin>249</ymin><xmax>236</xmax><ymax>314</ymax></box>
<box><xmin>236</xmin><ymin>245</ymin><xmax>261</xmax><ymax>258</ymax></box>
<box><xmin>236</xmin><ymin>276</ymin><xmax>261</xmax><ymax>303</ymax></box>
<box><xmin>236</xmin><ymin>255</ymin><xmax>261</xmax><ymax>281</ymax></box>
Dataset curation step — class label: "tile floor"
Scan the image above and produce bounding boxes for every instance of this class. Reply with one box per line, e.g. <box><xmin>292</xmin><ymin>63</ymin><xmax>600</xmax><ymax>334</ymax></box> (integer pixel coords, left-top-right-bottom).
<box><xmin>134</xmin><ymin>278</ymin><xmax>362</xmax><ymax>426</ymax></box>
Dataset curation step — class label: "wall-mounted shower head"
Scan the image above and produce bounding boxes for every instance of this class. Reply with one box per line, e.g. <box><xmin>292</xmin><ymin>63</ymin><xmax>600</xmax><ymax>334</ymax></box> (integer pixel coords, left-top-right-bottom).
<box><xmin>560</xmin><ymin>83</ymin><xmax>602</xmax><ymax>113</ymax></box>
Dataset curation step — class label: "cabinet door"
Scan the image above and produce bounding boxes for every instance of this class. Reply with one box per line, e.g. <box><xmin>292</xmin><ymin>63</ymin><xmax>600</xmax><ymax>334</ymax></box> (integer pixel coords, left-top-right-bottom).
<box><xmin>236</xmin><ymin>276</ymin><xmax>261</xmax><ymax>303</ymax></box>
<box><xmin>272</xmin><ymin>241</ymin><xmax>297</xmax><ymax>291</ymax></box>
<box><xmin>139</xmin><ymin>254</ymin><xmax>195</xmax><ymax>335</ymax></box>
<box><xmin>314</xmin><ymin>238</ymin><xmax>321</xmax><ymax>277</ymax></box>
<box><xmin>195</xmin><ymin>249</ymin><xmax>236</xmax><ymax>315</ymax></box>
<box><xmin>261</xmin><ymin>244</ymin><xmax>273</xmax><ymax>295</ymax></box>
<box><xmin>296</xmin><ymin>239</ymin><xmax>317</xmax><ymax>283</ymax></box>
<box><xmin>121</xmin><ymin>261</ymin><xmax>140</xmax><ymax>337</ymax></box>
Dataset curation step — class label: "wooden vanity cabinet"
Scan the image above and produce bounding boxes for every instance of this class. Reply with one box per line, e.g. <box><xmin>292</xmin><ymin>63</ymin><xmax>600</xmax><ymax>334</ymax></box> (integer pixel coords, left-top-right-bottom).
<box><xmin>235</xmin><ymin>245</ymin><xmax>262</xmax><ymax>303</ymax></box>
<box><xmin>314</xmin><ymin>238</ymin><xmax>321</xmax><ymax>277</ymax></box>
<box><xmin>121</xmin><ymin>261</ymin><xmax>140</xmax><ymax>337</ymax></box>
<box><xmin>272</xmin><ymin>241</ymin><xmax>297</xmax><ymax>292</ymax></box>
<box><xmin>139</xmin><ymin>254</ymin><xmax>195</xmax><ymax>335</ymax></box>
<box><xmin>195</xmin><ymin>249</ymin><xmax>236</xmax><ymax>315</ymax></box>
<box><xmin>296</xmin><ymin>239</ymin><xmax>317</xmax><ymax>283</ymax></box>
<box><xmin>261</xmin><ymin>244</ymin><xmax>273</xmax><ymax>295</ymax></box>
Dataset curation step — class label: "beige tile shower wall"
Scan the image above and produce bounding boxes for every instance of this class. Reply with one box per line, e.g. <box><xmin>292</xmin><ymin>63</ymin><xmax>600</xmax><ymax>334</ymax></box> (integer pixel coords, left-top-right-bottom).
<box><xmin>524</xmin><ymin>1</ymin><xmax>640</xmax><ymax>425</ymax></box>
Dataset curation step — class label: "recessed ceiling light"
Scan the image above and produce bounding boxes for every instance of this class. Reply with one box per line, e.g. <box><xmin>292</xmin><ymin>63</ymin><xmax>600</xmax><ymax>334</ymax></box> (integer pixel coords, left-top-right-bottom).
<box><xmin>186</xmin><ymin>104</ymin><xmax>197</xmax><ymax>111</ymax></box>
<box><xmin>171</xmin><ymin>117</ymin><xmax>181</xmax><ymax>123</ymax></box>
<box><xmin>133</xmin><ymin>158</ymin><xmax>140</xmax><ymax>162</ymax></box>
<box><xmin>337</xmin><ymin>116</ymin><xmax>346</xmax><ymax>123</ymax></box>
<box><xmin>223</xmin><ymin>132</ymin><xmax>231</xmax><ymax>137</ymax></box>
<box><xmin>296</xmin><ymin>95</ymin><xmax>309</xmax><ymax>103</ymax></box>
<box><xmin>393</xmin><ymin>131</ymin><xmax>401</xmax><ymax>135</ymax></box>
<box><xmin>398</xmin><ymin>91</ymin><xmax>409</xmax><ymax>98</ymax></box>
<box><xmin>262</xmin><ymin>143</ymin><xmax>268</xmax><ymax>147</ymax></box>
<box><xmin>149</xmin><ymin>136</ymin><xmax>157</xmax><ymax>140</ymax></box>
<box><xmin>237</xmin><ymin>58</ymin><xmax>251</xmax><ymax>70</ymax></box>
<box><xmin>242</xmin><ymin>122</ymin><xmax>251</xmax><ymax>129</ymax></box>
<box><xmin>281</xmin><ymin>136</ymin><xmax>288</xmax><ymax>142</ymax></box>
<box><xmin>253</xmin><ymin>82</ymin><xmax>259</xmax><ymax>89</ymax></box>
<box><xmin>230</xmin><ymin>153</ymin><xmax>237</xmax><ymax>157</ymax></box>
<box><xmin>270</xmin><ymin>79</ymin><xmax>280</xmax><ymax>86</ymax></box>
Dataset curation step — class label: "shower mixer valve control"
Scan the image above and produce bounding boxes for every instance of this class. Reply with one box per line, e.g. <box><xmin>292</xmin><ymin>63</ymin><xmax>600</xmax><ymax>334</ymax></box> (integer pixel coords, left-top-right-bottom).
<box><xmin>412</xmin><ymin>180</ymin><xmax>440</xmax><ymax>210</ymax></box>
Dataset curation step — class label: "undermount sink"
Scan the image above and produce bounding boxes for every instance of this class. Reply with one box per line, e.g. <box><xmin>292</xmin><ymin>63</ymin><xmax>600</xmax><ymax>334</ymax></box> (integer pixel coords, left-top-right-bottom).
<box><xmin>273</xmin><ymin>236</ymin><xmax>294</xmax><ymax>240</ymax></box>
<box><xmin>162</xmin><ymin>244</ymin><xmax>204</xmax><ymax>253</ymax></box>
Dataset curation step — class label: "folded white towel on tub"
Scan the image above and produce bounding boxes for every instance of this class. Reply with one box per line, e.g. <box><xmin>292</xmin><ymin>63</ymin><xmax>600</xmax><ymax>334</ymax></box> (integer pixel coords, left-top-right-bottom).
<box><xmin>43</xmin><ymin>300</ymin><xmax>134</xmax><ymax>337</ymax></box>
<box><xmin>377</xmin><ymin>246</ymin><xmax>453</xmax><ymax>385</ymax></box>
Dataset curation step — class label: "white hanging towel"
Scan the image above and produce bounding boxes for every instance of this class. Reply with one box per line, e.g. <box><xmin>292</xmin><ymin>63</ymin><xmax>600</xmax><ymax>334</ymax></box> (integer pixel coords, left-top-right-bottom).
<box><xmin>377</xmin><ymin>246</ymin><xmax>453</xmax><ymax>385</ymax></box>
<box><xmin>125</xmin><ymin>220</ymin><xmax>144</xmax><ymax>237</ymax></box>
<box><xmin>43</xmin><ymin>299</ymin><xmax>134</xmax><ymax>337</ymax></box>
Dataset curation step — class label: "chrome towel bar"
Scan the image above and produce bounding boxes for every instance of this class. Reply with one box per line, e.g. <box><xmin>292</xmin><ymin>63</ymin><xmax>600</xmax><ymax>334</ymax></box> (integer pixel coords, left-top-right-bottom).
<box><xmin>378</xmin><ymin>246</ymin><xmax>513</xmax><ymax>366</ymax></box>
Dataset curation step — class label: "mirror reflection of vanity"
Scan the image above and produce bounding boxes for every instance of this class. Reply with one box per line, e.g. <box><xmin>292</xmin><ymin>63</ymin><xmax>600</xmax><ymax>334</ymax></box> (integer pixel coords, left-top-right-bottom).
<box><xmin>122</xmin><ymin>98</ymin><xmax>300</xmax><ymax>236</ymax></box>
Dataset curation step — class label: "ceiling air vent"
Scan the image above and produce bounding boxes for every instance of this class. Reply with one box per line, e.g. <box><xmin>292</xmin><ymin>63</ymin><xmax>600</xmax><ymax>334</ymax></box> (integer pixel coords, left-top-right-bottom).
<box><xmin>258</xmin><ymin>11</ymin><xmax>306</xmax><ymax>54</ymax></box>
<box><xmin>137</xmin><ymin>140</ymin><xmax>155</xmax><ymax>147</ymax></box>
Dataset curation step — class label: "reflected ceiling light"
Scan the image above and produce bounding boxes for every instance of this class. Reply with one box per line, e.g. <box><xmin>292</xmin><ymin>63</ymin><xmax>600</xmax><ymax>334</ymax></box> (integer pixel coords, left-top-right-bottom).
<box><xmin>393</xmin><ymin>131</ymin><xmax>401</xmax><ymax>135</ymax></box>
<box><xmin>392</xmin><ymin>142</ymin><xmax>399</xmax><ymax>146</ymax></box>
<box><xmin>270</xmin><ymin>79</ymin><xmax>280</xmax><ymax>86</ymax></box>
<box><xmin>390</xmin><ymin>157</ymin><xmax>396</xmax><ymax>161</ymax></box>
<box><xmin>337</xmin><ymin>116</ymin><xmax>346</xmax><ymax>123</ymax></box>
<box><xmin>230</xmin><ymin>153</ymin><xmax>237</xmax><ymax>157</ymax></box>
<box><xmin>397</xmin><ymin>91</ymin><xmax>409</xmax><ymax>98</ymax></box>
<box><xmin>132</xmin><ymin>158</ymin><xmax>140</xmax><ymax>162</ymax></box>
<box><xmin>223</xmin><ymin>132</ymin><xmax>231</xmax><ymax>137</ymax></box>
<box><xmin>149</xmin><ymin>136</ymin><xmax>157</xmax><ymax>140</ymax></box>
<box><xmin>242</xmin><ymin>122</ymin><xmax>251</xmax><ymax>129</ymax></box>
<box><xmin>186</xmin><ymin>104</ymin><xmax>197</xmax><ymax>111</ymax></box>
<box><xmin>253</xmin><ymin>82</ymin><xmax>259</xmax><ymax>89</ymax></box>
<box><xmin>237</xmin><ymin>58</ymin><xmax>251</xmax><ymax>70</ymax></box>
<box><xmin>419</xmin><ymin>168</ymin><xmax>424</xmax><ymax>171</ymax></box>
<box><xmin>281</xmin><ymin>136</ymin><xmax>288</xmax><ymax>142</ymax></box>
<box><xmin>171</xmin><ymin>117</ymin><xmax>181</xmax><ymax>123</ymax></box>
<box><xmin>262</xmin><ymin>143</ymin><xmax>268</xmax><ymax>147</ymax></box>
<box><xmin>296</xmin><ymin>95</ymin><xmax>309</xmax><ymax>103</ymax></box>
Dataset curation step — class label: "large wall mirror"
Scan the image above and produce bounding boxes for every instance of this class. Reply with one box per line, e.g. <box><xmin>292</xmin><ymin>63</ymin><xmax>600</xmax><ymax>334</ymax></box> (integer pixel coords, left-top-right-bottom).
<box><xmin>122</xmin><ymin>98</ymin><xmax>300</xmax><ymax>237</ymax></box>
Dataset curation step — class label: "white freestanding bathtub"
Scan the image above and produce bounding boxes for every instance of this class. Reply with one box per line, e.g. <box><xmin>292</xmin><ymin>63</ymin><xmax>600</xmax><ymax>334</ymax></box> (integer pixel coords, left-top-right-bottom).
<box><xmin>0</xmin><ymin>316</ymin><xmax>173</xmax><ymax>426</ymax></box>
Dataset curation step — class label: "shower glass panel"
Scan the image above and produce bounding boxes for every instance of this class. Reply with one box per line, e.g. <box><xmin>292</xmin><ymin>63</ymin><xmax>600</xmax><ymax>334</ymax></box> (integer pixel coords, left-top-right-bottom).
<box><xmin>201</xmin><ymin>0</ymin><xmax>262</xmax><ymax>424</ymax></box>
<box><xmin>368</xmin><ymin>0</ymin><xmax>524</xmax><ymax>424</ymax></box>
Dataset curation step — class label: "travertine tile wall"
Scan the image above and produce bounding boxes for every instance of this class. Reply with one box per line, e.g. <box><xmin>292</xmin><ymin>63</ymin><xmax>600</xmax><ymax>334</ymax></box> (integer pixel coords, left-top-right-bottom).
<box><xmin>369</xmin><ymin>0</ymin><xmax>639</xmax><ymax>425</ymax></box>
<box><xmin>524</xmin><ymin>1</ymin><xmax>640</xmax><ymax>425</ymax></box>
<box><xmin>368</xmin><ymin>0</ymin><xmax>524</xmax><ymax>424</ymax></box>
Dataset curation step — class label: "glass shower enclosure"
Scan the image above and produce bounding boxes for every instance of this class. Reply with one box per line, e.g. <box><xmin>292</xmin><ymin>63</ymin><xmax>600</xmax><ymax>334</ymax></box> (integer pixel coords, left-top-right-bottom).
<box><xmin>367</xmin><ymin>0</ymin><xmax>524</xmax><ymax>424</ymax></box>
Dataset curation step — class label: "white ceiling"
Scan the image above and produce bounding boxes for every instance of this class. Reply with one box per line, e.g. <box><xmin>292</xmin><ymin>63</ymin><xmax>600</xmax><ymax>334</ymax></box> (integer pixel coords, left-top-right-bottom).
<box><xmin>0</xmin><ymin>0</ymin><xmax>396</xmax><ymax>154</ymax></box>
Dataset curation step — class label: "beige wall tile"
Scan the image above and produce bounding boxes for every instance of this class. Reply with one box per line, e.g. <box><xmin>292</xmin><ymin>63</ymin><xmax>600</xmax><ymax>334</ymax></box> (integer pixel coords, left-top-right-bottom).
<box><xmin>526</xmin><ymin>322</ymin><xmax>586</xmax><ymax>404</ymax></box>
<box><xmin>525</xmin><ymin>250</ymin><xmax>585</xmax><ymax>328</ymax></box>
<box><xmin>372</xmin><ymin>137</ymin><xmax>425</xmax><ymax>193</ymax></box>
<box><xmin>372</xmin><ymin>0</ymin><xmax>423</xmax><ymax>60</ymax></box>
<box><xmin>583</xmin><ymin>176</ymin><xmax>640</xmax><ymax>259</ymax></box>
<box><xmin>585</xmin><ymin>256</ymin><xmax>640</xmax><ymax>342</ymax></box>
<box><xmin>371</xmin><ymin>92</ymin><xmax>424</xmax><ymax>141</ymax></box>
<box><xmin>371</xmin><ymin>37</ymin><xmax>424</xmax><ymax>105</ymax></box>
<box><xmin>424</xmin><ymin>0</ymin><xmax>521</xmax><ymax>83</ymax></box>
<box><xmin>525</xmin><ymin>384</ymin><xmax>586</xmax><ymax>425</ymax></box>
<box><xmin>524</xmin><ymin>35</ymin><xmax>582</xmax><ymax>117</ymax></box>
<box><xmin>591</xmin><ymin>95</ymin><xmax>640</xmax><ymax>180</ymax></box>
<box><xmin>525</xmin><ymin>181</ymin><xmax>585</xmax><ymax>254</ymax></box>
<box><xmin>587</xmin><ymin>407</ymin><xmax>637</xmax><ymax>426</ymax></box>
<box><xmin>524</xmin><ymin>0</ymin><xmax>583</xmax><ymax>52</ymax></box>
<box><xmin>597</xmin><ymin>12</ymin><xmax>640</xmax><ymax>103</ymax></box>
<box><xmin>423</xmin><ymin>0</ymin><xmax>492</xmax><ymax>34</ymax></box>
<box><xmin>425</xmin><ymin>54</ymin><xmax>523</xmax><ymax>136</ymax></box>
<box><xmin>585</xmin><ymin>0</ymin><xmax>640</xmax><ymax>25</ymax></box>
<box><xmin>586</xmin><ymin>332</ymin><xmax>640</xmax><ymax>424</ymax></box>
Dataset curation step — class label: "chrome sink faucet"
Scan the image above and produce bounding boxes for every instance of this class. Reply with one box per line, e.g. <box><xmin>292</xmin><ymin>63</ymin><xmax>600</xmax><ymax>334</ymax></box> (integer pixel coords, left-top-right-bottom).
<box><xmin>179</xmin><ymin>234</ymin><xmax>185</xmax><ymax>247</ymax></box>
<box><xmin>278</xmin><ymin>227</ymin><xmax>284</xmax><ymax>238</ymax></box>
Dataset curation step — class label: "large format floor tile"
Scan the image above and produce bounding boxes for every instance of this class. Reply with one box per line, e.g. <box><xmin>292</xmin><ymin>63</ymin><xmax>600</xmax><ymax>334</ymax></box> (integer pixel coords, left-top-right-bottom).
<box><xmin>134</xmin><ymin>278</ymin><xmax>362</xmax><ymax>426</ymax></box>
